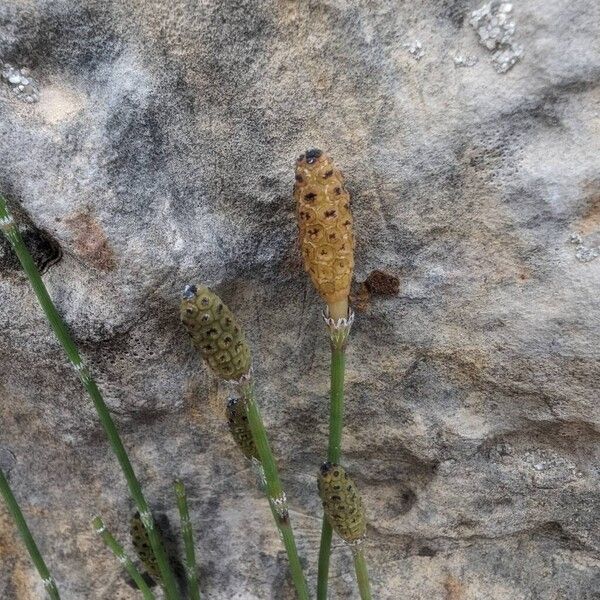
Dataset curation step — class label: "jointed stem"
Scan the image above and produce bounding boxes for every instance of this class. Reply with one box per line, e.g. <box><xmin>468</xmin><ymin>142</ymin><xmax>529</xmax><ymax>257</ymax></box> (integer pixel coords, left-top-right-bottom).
<box><xmin>327</xmin><ymin>348</ymin><xmax>346</xmax><ymax>465</ymax></box>
<box><xmin>240</xmin><ymin>381</ymin><xmax>310</xmax><ymax>600</ymax></box>
<box><xmin>316</xmin><ymin>523</ymin><xmax>333</xmax><ymax>600</ymax></box>
<box><xmin>174</xmin><ymin>480</ymin><xmax>201</xmax><ymax>600</ymax></box>
<box><xmin>92</xmin><ymin>516</ymin><xmax>155</xmax><ymax>600</ymax></box>
<box><xmin>0</xmin><ymin>196</ymin><xmax>180</xmax><ymax>600</ymax></box>
<box><xmin>0</xmin><ymin>469</ymin><xmax>60</xmax><ymax>600</ymax></box>
<box><xmin>352</xmin><ymin>547</ymin><xmax>372</xmax><ymax>600</ymax></box>
<box><xmin>317</xmin><ymin>344</ymin><xmax>346</xmax><ymax>600</ymax></box>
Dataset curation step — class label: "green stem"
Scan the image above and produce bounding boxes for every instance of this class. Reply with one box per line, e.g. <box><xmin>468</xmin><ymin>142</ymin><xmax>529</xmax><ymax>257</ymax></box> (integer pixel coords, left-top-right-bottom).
<box><xmin>317</xmin><ymin>345</ymin><xmax>346</xmax><ymax>600</ymax></box>
<box><xmin>0</xmin><ymin>468</ymin><xmax>60</xmax><ymax>600</ymax></box>
<box><xmin>174</xmin><ymin>480</ymin><xmax>201</xmax><ymax>600</ymax></box>
<box><xmin>327</xmin><ymin>348</ymin><xmax>346</xmax><ymax>464</ymax></box>
<box><xmin>0</xmin><ymin>196</ymin><xmax>180</xmax><ymax>600</ymax></box>
<box><xmin>316</xmin><ymin>523</ymin><xmax>332</xmax><ymax>600</ymax></box>
<box><xmin>92</xmin><ymin>516</ymin><xmax>155</xmax><ymax>600</ymax></box>
<box><xmin>352</xmin><ymin>548</ymin><xmax>372</xmax><ymax>600</ymax></box>
<box><xmin>240</xmin><ymin>382</ymin><xmax>310</xmax><ymax>600</ymax></box>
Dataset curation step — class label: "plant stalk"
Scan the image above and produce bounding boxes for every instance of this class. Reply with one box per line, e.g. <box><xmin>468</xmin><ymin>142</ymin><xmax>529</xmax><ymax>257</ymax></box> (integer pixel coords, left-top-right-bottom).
<box><xmin>239</xmin><ymin>380</ymin><xmax>310</xmax><ymax>600</ymax></box>
<box><xmin>92</xmin><ymin>516</ymin><xmax>155</xmax><ymax>600</ymax></box>
<box><xmin>174</xmin><ymin>480</ymin><xmax>201</xmax><ymax>600</ymax></box>
<box><xmin>317</xmin><ymin>342</ymin><xmax>346</xmax><ymax>600</ymax></box>
<box><xmin>316</xmin><ymin>523</ymin><xmax>333</xmax><ymax>600</ymax></box>
<box><xmin>0</xmin><ymin>468</ymin><xmax>60</xmax><ymax>600</ymax></box>
<box><xmin>0</xmin><ymin>196</ymin><xmax>180</xmax><ymax>600</ymax></box>
<box><xmin>327</xmin><ymin>347</ymin><xmax>346</xmax><ymax>464</ymax></box>
<box><xmin>352</xmin><ymin>547</ymin><xmax>372</xmax><ymax>600</ymax></box>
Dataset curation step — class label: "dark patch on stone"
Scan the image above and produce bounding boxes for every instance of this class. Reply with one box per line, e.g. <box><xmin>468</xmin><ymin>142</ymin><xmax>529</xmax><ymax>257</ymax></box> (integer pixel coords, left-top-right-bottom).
<box><xmin>1</xmin><ymin>5</ymin><xmax>122</xmax><ymax>73</ymax></box>
<box><xmin>0</xmin><ymin>197</ymin><xmax>62</xmax><ymax>277</ymax></box>
<box><xmin>400</xmin><ymin>488</ymin><xmax>417</xmax><ymax>513</ymax></box>
<box><xmin>64</xmin><ymin>209</ymin><xmax>116</xmax><ymax>271</ymax></box>
<box><xmin>105</xmin><ymin>101</ymin><xmax>168</xmax><ymax>205</ymax></box>
<box><xmin>436</xmin><ymin>0</ymin><xmax>469</xmax><ymax>28</ymax></box>
<box><xmin>417</xmin><ymin>545</ymin><xmax>437</xmax><ymax>557</ymax></box>
<box><xmin>260</xmin><ymin>175</ymin><xmax>279</xmax><ymax>190</ymax></box>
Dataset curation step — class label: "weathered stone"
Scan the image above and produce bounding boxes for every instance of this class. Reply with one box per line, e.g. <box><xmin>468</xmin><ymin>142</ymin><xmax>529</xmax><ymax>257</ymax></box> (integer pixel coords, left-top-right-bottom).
<box><xmin>0</xmin><ymin>1</ymin><xmax>599</xmax><ymax>598</ymax></box>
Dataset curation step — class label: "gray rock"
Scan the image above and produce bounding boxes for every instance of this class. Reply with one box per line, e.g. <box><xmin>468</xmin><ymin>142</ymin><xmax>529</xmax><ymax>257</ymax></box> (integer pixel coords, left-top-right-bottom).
<box><xmin>1</xmin><ymin>0</ymin><xmax>599</xmax><ymax>598</ymax></box>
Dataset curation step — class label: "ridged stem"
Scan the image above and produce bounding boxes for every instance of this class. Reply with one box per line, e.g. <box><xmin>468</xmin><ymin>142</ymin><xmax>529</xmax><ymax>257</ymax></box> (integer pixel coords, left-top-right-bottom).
<box><xmin>92</xmin><ymin>516</ymin><xmax>155</xmax><ymax>600</ymax></box>
<box><xmin>327</xmin><ymin>348</ymin><xmax>346</xmax><ymax>464</ymax></box>
<box><xmin>0</xmin><ymin>196</ymin><xmax>180</xmax><ymax>600</ymax></box>
<box><xmin>0</xmin><ymin>468</ymin><xmax>60</xmax><ymax>600</ymax></box>
<box><xmin>174</xmin><ymin>480</ymin><xmax>201</xmax><ymax>600</ymax></box>
<box><xmin>316</xmin><ymin>521</ymin><xmax>333</xmax><ymax>600</ymax></box>
<box><xmin>352</xmin><ymin>547</ymin><xmax>372</xmax><ymax>600</ymax></box>
<box><xmin>317</xmin><ymin>343</ymin><xmax>346</xmax><ymax>600</ymax></box>
<box><xmin>239</xmin><ymin>380</ymin><xmax>310</xmax><ymax>600</ymax></box>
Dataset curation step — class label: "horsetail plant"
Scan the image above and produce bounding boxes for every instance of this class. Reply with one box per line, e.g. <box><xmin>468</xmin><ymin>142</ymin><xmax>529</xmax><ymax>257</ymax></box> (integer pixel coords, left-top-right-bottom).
<box><xmin>92</xmin><ymin>516</ymin><xmax>156</xmax><ymax>600</ymax></box>
<box><xmin>174</xmin><ymin>479</ymin><xmax>201</xmax><ymax>600</ymax></box>
<box><xmin>180</xmin><ymin>285</ymin><xmax>310</xmax><ymax>600</ymax></box>
<box><xmin>0</xmin><ymin>195</ymin><xmax>181</xmax><ymax>600</ymax></box>
<box><xmin>0</xmin><ymin>468</ymin><xmax>61</xmax><ymax>600</ymax></box>
<box><xmin>295</xmin><ymin>149</ymin><xmax>372</xmax><ymax>598</ymax></box>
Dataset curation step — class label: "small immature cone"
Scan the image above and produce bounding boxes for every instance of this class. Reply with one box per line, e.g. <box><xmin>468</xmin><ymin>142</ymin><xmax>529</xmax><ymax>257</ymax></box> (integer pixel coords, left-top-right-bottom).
<box><xmin>180</xmin><ymin>284</ymin><xmax>252</xmax><ymax>381</ymax></box>
<box><xmin>317</xmin><ymin>462</ymin><xmax>366</xmax><ymax>544</ymax></box>
<box><xmin>226</xmin><ymin>397</ymin><xmax>259</xmax><ymax>462</ymax></box>
<box><xmin>130</xmin><ymin>511</ymin><xmax>161</xmax><ymax>582</ymax></box>
<box><xmin>295</xmin><ymin>149</ymin><xmax>354</xmax><ymax>319</ymax></box>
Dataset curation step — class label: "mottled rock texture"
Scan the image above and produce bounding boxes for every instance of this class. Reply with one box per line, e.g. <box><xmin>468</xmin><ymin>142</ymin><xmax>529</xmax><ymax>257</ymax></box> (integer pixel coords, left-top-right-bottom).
<box><xmin>1</xmin><ymin>1</ymin><xmax>599</xmax><ymax>598</ymax></box>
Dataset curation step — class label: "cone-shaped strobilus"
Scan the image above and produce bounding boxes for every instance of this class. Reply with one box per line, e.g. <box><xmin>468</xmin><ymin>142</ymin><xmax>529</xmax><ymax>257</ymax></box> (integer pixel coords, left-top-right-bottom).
<box><xmin>295</xmin><ymin>148</ymin><xmax>355</xmax><ymax>321</ymax></box>
<box><xmin>130</xmin><ymin>511</ymin><xmax>191</xmax><ymax>597</ymax></box>
<box><xmin>226</xmin><ymin>397</ymin><xmax>260</xmax><ymax>462</ymax></box>
<box><xmin>295</xmin><ymin>150</ymin><xmax>371</xmax><ymax>599</ymax></box>
<box><xmin>318</xmin><ymin>462</ymin><xmax>366</xmax><ymax>544</ymax></box>
<box><xmin>318</xmin><ymin>461</ymin><xmax>371</xmax><ymax>598</ymax></box>
<box><xmin>131</xmin><ymin>511</ymin><xmax>162</xmax><ymax>583</ymax></box>
<box><xmin>180</xmin><ymin>285</ymin><xmax>251</xmax><ymax>381</ymax></box>
<box><xmin>180</xmin><ymin>285</ymin><xmax>309</xmax><ymax>600</ymax></box>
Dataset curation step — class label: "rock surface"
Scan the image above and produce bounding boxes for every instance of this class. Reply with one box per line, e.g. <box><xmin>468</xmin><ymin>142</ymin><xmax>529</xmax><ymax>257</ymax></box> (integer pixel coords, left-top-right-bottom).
<box><xmin>1</xmin><ymin>1</ymin><xmax>599</xmax><ymax>598</ymax></box>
